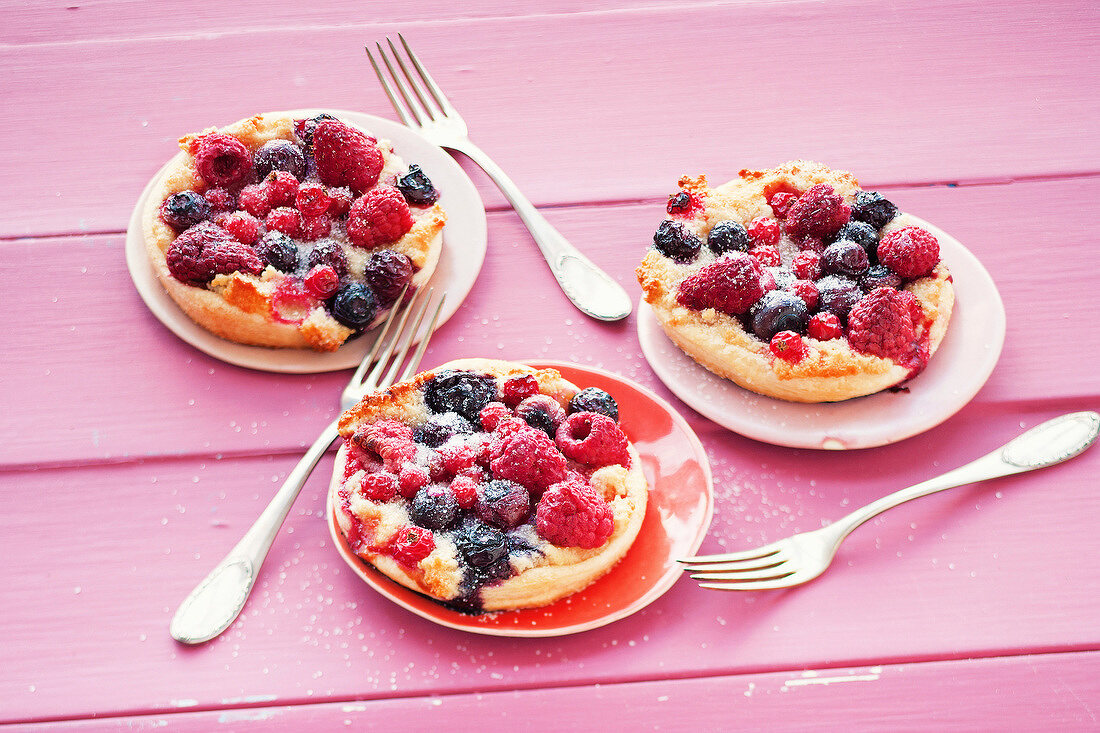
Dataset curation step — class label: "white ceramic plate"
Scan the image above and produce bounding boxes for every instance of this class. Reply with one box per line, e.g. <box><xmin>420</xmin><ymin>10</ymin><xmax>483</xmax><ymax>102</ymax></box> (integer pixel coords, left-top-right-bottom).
<box><xmin>637</xmin><ymin>216</ymin><xmax>1006</xmax><ymax>449</ymax></box>
<box><xmin>125</xmin><ymin>108</ymin><xmax>487</xmax><ymax>373</ymax></box>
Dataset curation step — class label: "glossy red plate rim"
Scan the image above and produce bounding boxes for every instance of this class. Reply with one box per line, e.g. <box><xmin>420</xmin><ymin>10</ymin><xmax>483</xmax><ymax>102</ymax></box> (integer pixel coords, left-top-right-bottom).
<box><xmin>326</xmin><ymin>360</ymin><xmax>714</xmax><ymax>637</ymax></box>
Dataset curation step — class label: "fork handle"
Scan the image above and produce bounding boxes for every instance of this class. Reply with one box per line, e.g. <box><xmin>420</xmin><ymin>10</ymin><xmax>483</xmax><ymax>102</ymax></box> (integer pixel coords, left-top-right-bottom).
<box><xmin>449</xmin><ymin>139</ymin><xmax>633</xmax><ymax>322</ymax></box>
<box><xmin>169</xmin><ymin>419</ymin><xmax>340</xmax><ymax>645</ymax></box>
<box><xmin>827</xmin><ymin>412</ymin><xmax>1100</xmax><ymax>544</ymax></box>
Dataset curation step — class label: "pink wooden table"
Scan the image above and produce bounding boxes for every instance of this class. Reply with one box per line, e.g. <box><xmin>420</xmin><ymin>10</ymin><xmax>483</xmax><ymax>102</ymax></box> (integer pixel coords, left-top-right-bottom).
<box><xmin>4</xmin><ymin>1</ymin><xmax>1099</xmax><ymax>729</ymax></box>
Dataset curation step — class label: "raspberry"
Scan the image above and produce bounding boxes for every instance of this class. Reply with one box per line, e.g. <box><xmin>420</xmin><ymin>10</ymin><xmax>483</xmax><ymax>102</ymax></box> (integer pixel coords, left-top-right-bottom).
<box><xmin>786</xmin><ymin>184</ymin><xmax>851</xmax><ymax>239</ymax></box>
<box><xmin>215</xmin><ymin>211</ymin><xmax>260</xmax><ymax>244</ymax></box>
<box><xmin>747</xmin><ymin>216</ymin><xmax>781</xmax><ymax>247</ymax></box>
<box><xmin>160</xmin><ymin>190</ymin><xmax>209</xmax><ymax>230</ymax></box>
<box><xmin>307</xmin><ymin>239</ymin><xmax>349</xmax><ymax>279</ymax></box>
<box><xmin>792</xmin><ymin>251</ymin><xmax>822</xmax><ymax>280</ymax></box>
<box><xmin>795</xmin><ymin>235</ymin><xmax>826</xmax><ymax>254</ymax></box>
<box><xmin>256</xmin><ymin>231</ymin><xmax>299</xmax><ymax>273</ymax></box>
<box><xmin>555</xmin><ymin>412</ymin><xmax>630</xmax><ymax>468</ymax></box>
<box><xmin>304</xmin><ymin>264</ymin><xmax>340</xmax><ymax>298</ymax></box>
<box><xmin>343</xmin><ymin>444</ymin><xmax>381</xmax><ymax>479</ymax></box>
<box><xmin>653</xmin><ymin>220</ymin><xmax>702</xmax><ymax>263</ymax></box>
<box><xmin>397</xmin><ymin>464</ymin><xmax>429</xmax><ymax>499</ymax></box>
<box><xmin>449</xmin><ymin>474</ymin><xmax>480</xmax><ymax>509</ymax></box>
<box><xmin>749</xmin><ymin>245</ymin><xmax>781</xmax><ymax>267</ymax></box>
<box><xmin>376</xmin><ymin>437</ymin><xmax>417</xmax><ymax>473</ymax></box>
<box><xmin>396</xmin><ymin>164</ymin><xmax>440</xmax><ymax>206</ymax></box>
<box><xmin>488</xmin><ymin>424</ymin><xmax>566</xmax><ymax>496</ymax></box>
<box><xmin>327</xmin><ymin>187</ymin><xmax>354</xmax><ymax>217</ymax></box>
<box><xmin>767</xmin><ymin>190</ymin><xmax>797</xmax><ymax>218</ymax></box>
<box><xmin>237</xmin><ymin>183</ymin><xmax>274</xmax><ymax>218</ymax></box>
<box><xmin>194</xmin><ymin>132</ymin><xmax>252</xmax><ymax>189</ymax></box>
<box><xmin>666</xmin><ymin>191</ymin><xmax>701</xmax><ymax>217</ymax></box>
<box><xmin>535</xmin><ymin>479</ymin><xmax>614</xmax><ymax>549</ymax></box>
<box><xmin>266</xmin><ymin>207</ymin><xmax>301</xmax><ymax>238</ymax></box>
<box><xmin>501</xmin><ymin>374</ymin><xmax>539</xmax><ymax>407</ymax></box>
<box><xmin>166</xmin><ymin>221</ymin><xmax>263</xmax><ymax>284</ymax></box>
<box><xmin>389</xmin><ymin>525</ymin><xmax>435</xmax><ymax>567</ymax></box>
<box><xmin>312</xmin><ymin>119</ymin><xmax>384</xmax><ymax>193</ymax></box>
<box><xmin>295</xmin><ymin>181</ymin><xmax>331</xmax><ymax>216</ymax></box>
<box><xmin>253</xmin><ymin>140</ymin><xmax>306</xmax><ymax>180</ymax></box>
<box><xmin>299</xmin><ymin>214</ymin><xmax>332</xmax><ymax>241</ymax></box>
<box><xmin>439</xmin><ymin>443</ymin><xmax>479</xmax><ymax>477</ymax></box>
<box><xmin>877</xmin><ymin>226</ymin><xmax>939</xmax><ymax>280</ymax></box>
<box><xmin>479</xmin><ymin>402</ymin><xmax>512</xmax><ymax>431</ymax></box>
<box><xmin>265</xmin><ymin>170</ymin><xmax>299</xmax><ymax>207</ymax></box>
<box><xmin>347</xmin><ymin>188</ymin><xmax>414</xmax><ymax>249</ymax></box>
<box><xmin>475</xmin><ymin>479</ymin><xmax>531</xmax><ymax>529</ymax></box>
<box><xmin>294</xmin><ymin>113</ymin><xmax>339</xmax><ymax>150</ymax></box>
<box><xmin>364</xmin><ymin>250</ymin><xmax>414</xmax><ymax>306</ymax></box>
<box><xmin>846</xmin><ymin>287</ymin><xmax>923</xmax><ymax>360</ymax></box>
<box><xmin>808</xmin><ymin>312</ymin><xmax>843</xmax><ymax>340</ymax></box>
<box><xmin>568</xmin><ymin>388</ymin><xmax>619</xmax><ymax>422</ymax></box>
<box><xmin>515</xmin><ymin>394</ymin><xmax>566</xmax><ymax>437</ymax></box>
<box><xmin>789</xmin><ymin>279</ymin><xmax>819</xmax><ymax>310</ymax></box>
<box><xmin>203</xmin><ymin>188</ymin><xmax>235</xmax><ymax>215</ymax></box>
<box><xmin>770</xmin><ymin>331</ymin><xmax>806</xmax><ymax>362</ymax></box>
<box><xmin>269</xmin><ymin>279</ymin><xmax>317</xmax><ymax>324</ymax></box>
<box><xmin>360</xmin><ymin>471</ymin><xmax>398</xmax><ymax>501</ymax></box>
<box><xmin>676</xmin><ymin>252</ymin><xmax>765</xmax><ymax>316</ymax></box>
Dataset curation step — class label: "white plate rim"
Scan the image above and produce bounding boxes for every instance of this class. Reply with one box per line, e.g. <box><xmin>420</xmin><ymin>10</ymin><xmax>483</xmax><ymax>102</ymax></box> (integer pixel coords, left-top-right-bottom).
<box><xmin>637</xmin><ymin>216</ymin><xmax>1006</xmax><ymax>449</ymax></box>
<box><xmin>125</xmin><ymin>108</ymin><xmax>487</xmax><ymax>374</ymax></box>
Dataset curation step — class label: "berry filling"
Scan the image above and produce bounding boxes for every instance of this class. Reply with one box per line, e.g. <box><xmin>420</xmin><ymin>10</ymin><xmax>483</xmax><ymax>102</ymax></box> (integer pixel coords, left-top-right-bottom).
<box><xmin>338</xmin><ymin>369</ymin><xmax>631</xmax><ymax>613</ymax></box>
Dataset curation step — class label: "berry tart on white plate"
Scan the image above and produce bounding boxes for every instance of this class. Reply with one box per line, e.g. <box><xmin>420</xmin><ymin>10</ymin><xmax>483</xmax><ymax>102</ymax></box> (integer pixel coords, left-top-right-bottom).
<box><xmin>330</xmin><ymin>359</ymin><xmax>648</xmax><ymax>613</ymax></box>
<box><xmin>636</xmin><ymin>161</ymin><xmax>954</xmax><ymax>403</ymax></box>
<box><xmin>142</xmin><ymin>112</ymin><xmax>446</xmax><ymax>352</ymax></box>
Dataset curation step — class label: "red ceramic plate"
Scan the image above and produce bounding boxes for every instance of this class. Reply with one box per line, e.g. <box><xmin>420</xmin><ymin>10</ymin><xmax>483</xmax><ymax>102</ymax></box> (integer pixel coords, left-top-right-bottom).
<box><xmin>327</xmin><ymin>360</ymin><xmax>714</xmax><ymax>637</ymax></box>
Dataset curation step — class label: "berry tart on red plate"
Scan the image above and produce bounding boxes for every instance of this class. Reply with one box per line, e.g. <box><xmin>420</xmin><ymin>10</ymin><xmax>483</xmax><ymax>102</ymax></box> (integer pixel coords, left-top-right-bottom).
<box><xmin>330</xmin><ymin>359</ymin><xmax>648</xmax><ymax>613</ymax></box>
<box><xmin>636</xmin><ymin>161</ymin><xmax>954</xmax><ymax>403</ymax></box>
<box><xmin>142</xmin><ymin>112</ymin><xmax>446</xmax><ymax>352</ymax></box>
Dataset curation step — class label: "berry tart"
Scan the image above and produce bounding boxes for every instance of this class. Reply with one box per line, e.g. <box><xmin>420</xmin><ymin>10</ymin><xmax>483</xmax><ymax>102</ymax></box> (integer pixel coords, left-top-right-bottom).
<box><xmin>142</xmin><ymin>112</ymin><xmax>446</xmax><ymax>352</ymax></box>
<box><xmin>636</xmin><ymin>161</ymin><xmax>955</xmax><ymax>403</ymax></box>
<box><xmin>330</xmin><ymin>358</ymin><xmax>648</xmax><ymax>613</ymax></box>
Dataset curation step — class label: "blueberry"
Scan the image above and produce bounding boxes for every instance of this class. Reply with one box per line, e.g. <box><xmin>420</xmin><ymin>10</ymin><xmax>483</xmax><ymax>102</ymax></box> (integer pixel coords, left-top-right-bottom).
<box><xmin>851</xmin><ymin>191</ymin><xmax>898</xmax><ymax>229</ymax></box>
<box><xmin>833</xmin><ymin>220</ymin><xmax>879</xmax><ymax>253</ymax></box>
<box><xmin>474</xmin><ymin>479</ymin><xmax>531</xmax><ymax>530</ymax></box>
<box><xmin>457</xmin><ymin>521</ymin><xmax>509</xmax><ymax>568</ymax></box>
<box><xmin>816</xmin><ymin>275</ymin><xmax>863</xmax><ymax>321</ymax></box>
<box><xmin>410</xmin><ymin>486</ymin><xmax>459</xmax><ymax>531</ymax></box>
<box><xmin>396</xmin><ymin>164</ymin><xmax>440</xmax><ymax>206</ymax></box>
<box><xmin>256</xmin><ymin>231</ymin><xmax>299</xmax><ymax>272</ymax></box>
<box><xmin>568</xmin><ymin>387</ymin><xmax>619</xmax><ymax>422</ymax></box>
<box><xmin>653</xmin><ymin>220</ymin><xmax>701</xmax><ymax>263</ymax></box>
<box><xmin>364</xmin><ymin>250</ymin><xmax>413</xmax><ymax>307</ymax></box>
<box><xmin>751</xmin><ymin>290</ymin><xmax>809</xmax><ymax>340</ymax></box>
<box><xmin>330</xmin><ymin>283</ymin><xmax>377</xmax><ymax>328</ymax></box>
<box><xmin>253</xmin><ymin>140</ymin><xmax>306</xmax><ymax>180</ymax></box>
<box><xmin>423</xmin><ymin>371</ymin><xmax>498</xmax><ymax>422</ymax></box>
<box><xmin>413</xmin><ymin>413</ymin><xmax>475</xmax><ymax>447</ymax></box>
<box><xmin>160</xmin><ymin>190</ymin><xmax>209</xmax><ymax>230</ymax></box>
<box><xmin>515</xmin><ymin>395</ymin><xmax>565</xmax><ymax>438</ymax></box>
<box><xmin>707</xmin><ymin>220</ymin><xmax>751</xmax><ymax>255</ymax></box>
<box><xmin>822</xmin><ymin>240</ymin><xmax>870</xmax><ymax>277</ymax></box>
<box><xmin>860</xmin><ymin>264</ymin><xmax>903</xmax><ymax>292</ymax></box>
<box><xmin>307</xmin><ymin>238</ymin><xmax>349</xmax><ymax>279</ymax></box>
<box><xmin>667</xmin><ymin>191</ymin><xmax>694</xmax><ymax>215</ymax></box>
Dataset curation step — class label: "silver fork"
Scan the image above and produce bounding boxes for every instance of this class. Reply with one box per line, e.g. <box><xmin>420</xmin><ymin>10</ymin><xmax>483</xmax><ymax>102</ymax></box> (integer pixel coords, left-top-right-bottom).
<box><xmin>367</xmin><ymin>35</ymin><xmax>633</xmax><ymax>323</ymax></box>
<box><xmin>169</xmin><ymin>288</ymin><xmax>446</xmax><ymax>644</ymax></box>
<box><xmin>682</xmin><ymin>411</ymin><xmax>1100</xmax><ymax>591</ymax></box>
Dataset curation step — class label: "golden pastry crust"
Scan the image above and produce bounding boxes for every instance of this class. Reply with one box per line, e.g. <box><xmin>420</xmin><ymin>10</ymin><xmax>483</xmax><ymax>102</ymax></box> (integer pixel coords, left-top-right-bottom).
<box><xmin>142</xmin><ymin>113</ymin><xmax>445</xmax><ymax>352</ymax></box>
<box><xmin>637</xmin><ymin>162</ymin><xmax>955</xmax><ymax>403</ymax></box>
<box><xmin>331</xmin><ymin>358</ymin><xmax>649</xmax><ymax>612</ymax></box>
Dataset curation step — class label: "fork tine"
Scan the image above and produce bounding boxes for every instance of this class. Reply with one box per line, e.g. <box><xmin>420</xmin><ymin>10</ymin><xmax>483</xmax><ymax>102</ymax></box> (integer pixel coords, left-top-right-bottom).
<box><xmin>376</xmin><ymin>41</ymin><xmax>429</xmax><ymax>126</ymax></box>
<box><xmin>378</xmin><ymin>288</ymin><xmax>436</xmax><ymax>388</ymax></box>
<box><xmin>398</xmin><ymin>292</ymin><xmax>446</xmax><ymax>382</ymax></box>
<box><xmin>690</xmin><ymin>566</ymin><xmax>794</xmax><ymax>582</ymax></box>
<box><xmin>387</xmin><ymin>37</ymin><xmax>439</xmax><ymax>121</ymax></box>
<box><xmin>680</xmin><ymin>556</ymin><xmax>787</xmax><ymax>573</ymax></box>
<box><xmin>365</xmin><ymin>46</ymin><xmax>414</xmax><ymax>127</ymax></box>
<box><xmin>679</xmin><ymin>543</ymin><xmax>783</xmax><ymax>565</ymax></box>
<box><xmin>362</xmin><ymin>289</ymin><xmax>423</xmax><ymax>392</ymax></box>
<box><xmin>697</xmin><ymin>577</ymin><xmax>802</xmax><ymax>592</ymax></box>
<box><xmin>346</xmin><ymin>284</ymin><xmax>410</xmax><ymax>389</ymax></box>
<box><xmin>398</xmin><ymin>33</ymin><xmax>459</xmax><ymax>118</ymax></box>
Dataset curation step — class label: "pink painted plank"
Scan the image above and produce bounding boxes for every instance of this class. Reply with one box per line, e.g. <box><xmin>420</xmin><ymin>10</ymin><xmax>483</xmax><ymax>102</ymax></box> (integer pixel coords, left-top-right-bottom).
<box><xmin>2</xmin><ymin>177</ymin><xmax>1098</xmax><ymax>468</ymax></box>
<box><xmin>3</xmin><ymin>0</ymin><xmax>1099</xmax><ymax>236</ymax></box>
<box><xmin>11</xmin><ymin>653</ymin><xmax>1099</xmax><ymax>730</ymax></box>
<box><xmin>2</xmin><ymin>406</ymin><xmax>1098</xmax><ymax>722</ymax></box>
